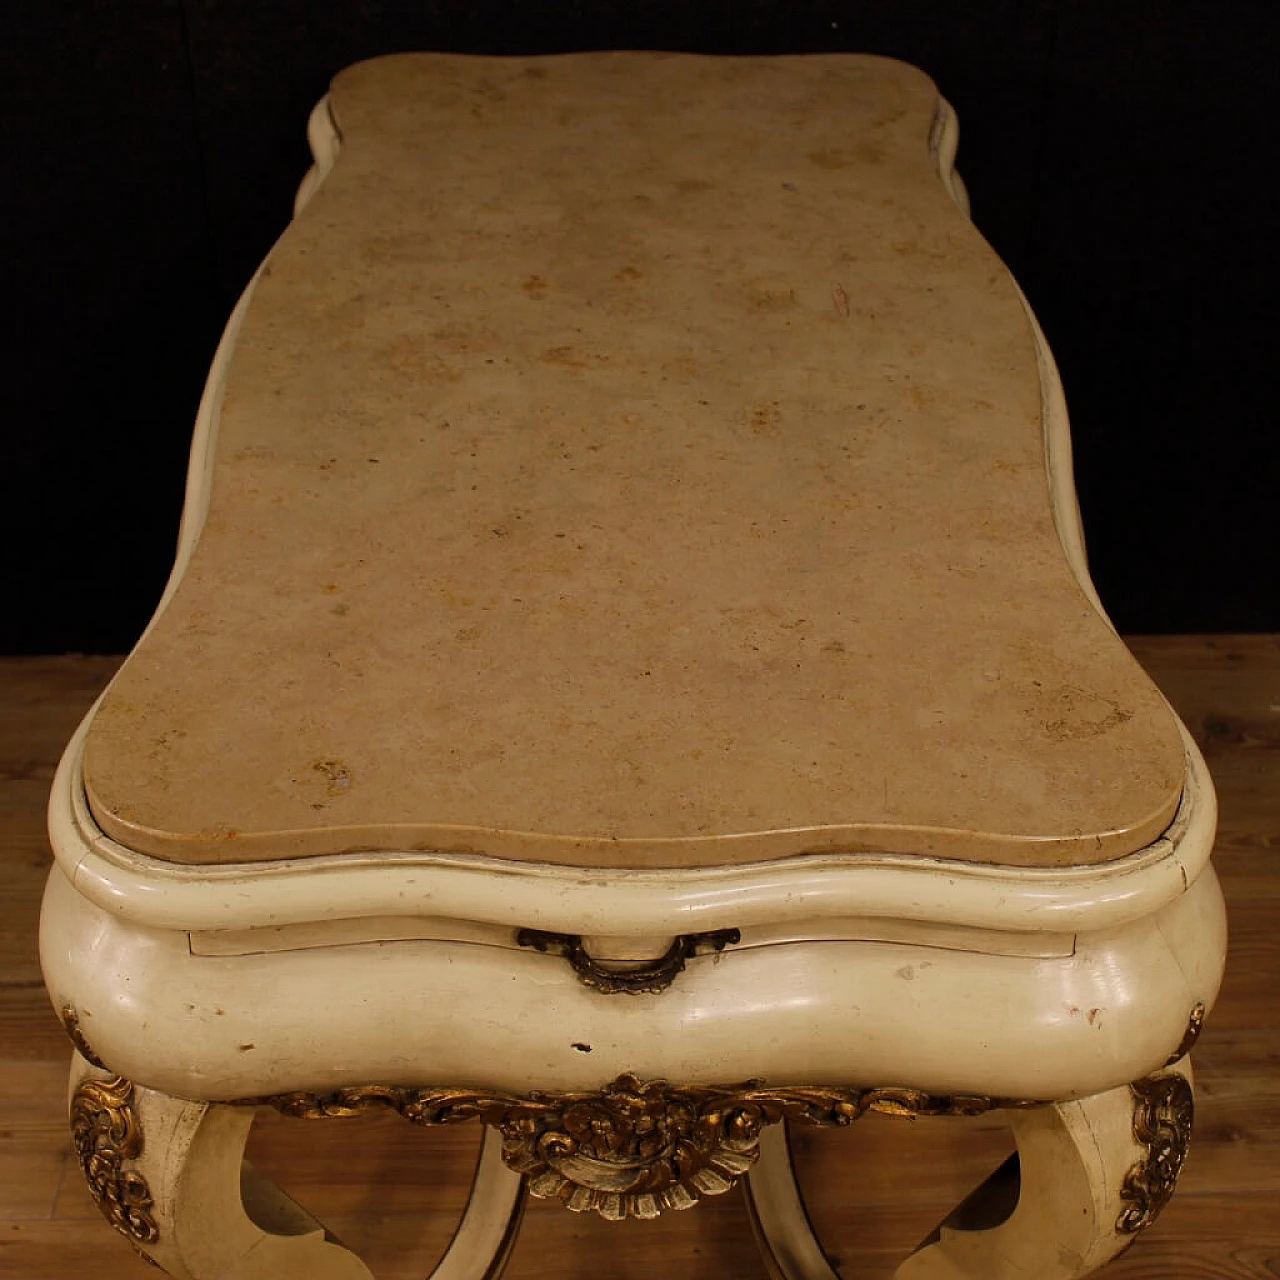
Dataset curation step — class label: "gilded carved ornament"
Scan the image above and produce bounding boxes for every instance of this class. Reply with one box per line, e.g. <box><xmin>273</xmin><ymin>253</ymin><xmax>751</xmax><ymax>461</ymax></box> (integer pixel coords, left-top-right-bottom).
<box><xmin>60</xmin><ymin>1005</ymin><xmax>107</xmax><ymax>1070</ymax></box>
<box><xmin>1114</xmin><ymin>1001</ymin><xmax>1205</xmax><ymax>1236</ymax></box>
<box><xmin>69</xmin><ymin>1074</ymin><xmax>160</xmax><ymax>1249</ymax></box>
<box><xmin>1116</xmin><ymin>1072</ymin><xmax>1194</xmax><ymax>1235</ymax></box>
<box><xmin>57</xmin><ymin>1002</ymin><xmax>1207</xmax><ymax>1229</ymax></box>
<box><xmin>261</xmin><ymin>1074</ymin><xmax>1030</xmax><ymax>1220</ymax></box>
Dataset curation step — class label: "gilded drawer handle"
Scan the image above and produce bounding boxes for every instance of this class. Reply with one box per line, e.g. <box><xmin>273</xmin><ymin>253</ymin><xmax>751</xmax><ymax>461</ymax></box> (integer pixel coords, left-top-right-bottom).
<box><xmin>515</xmin><ymin>928</ymin><xmax>741</xmax><ymax>995</ymax></box>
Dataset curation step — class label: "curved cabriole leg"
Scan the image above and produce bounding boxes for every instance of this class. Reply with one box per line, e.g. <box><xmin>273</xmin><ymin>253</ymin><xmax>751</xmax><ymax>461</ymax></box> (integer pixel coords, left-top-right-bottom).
<box><xmin>67</xmin><ymin>1052</ymin><xmax>526</xmax><ymax>1279</ymax></box>
<box><xmin>744</xmin><ymin>1064</ymin><xmax>1195</xmax><ymax>1280</ymax></box>
<box><xmin>68</xmin><ymin>1051</ymin><xmax>373</xmax><ymax>1278</ymax></box>
<box><xmin>898</xmin><ymin>1064</ymin><xmax>1194</xmax><ymax>1279</ymax></box>
<box><xmin>427</xmin><ymin>1126</ymin><xmax>525</xmax><ymax>1280</ymax></box>
<box><xmin>743</xmin><ymin>1121</ymin><xmax>840</xmax><ymax>1280</ymax></box>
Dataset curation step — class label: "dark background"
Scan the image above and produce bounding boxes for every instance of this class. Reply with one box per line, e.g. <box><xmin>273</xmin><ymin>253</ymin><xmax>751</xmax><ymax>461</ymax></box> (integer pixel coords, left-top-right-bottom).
<box><xmin>5</xmin><ymin>2</ymin><xmax>1276</xmax><ymax>654</ymax></box>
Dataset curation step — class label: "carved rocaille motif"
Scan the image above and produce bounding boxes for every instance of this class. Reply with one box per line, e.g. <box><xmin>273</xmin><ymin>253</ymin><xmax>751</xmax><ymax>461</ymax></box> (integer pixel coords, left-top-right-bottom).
<box><xmin>1164</xmin><ymin>1001</ymin><xmax>1207</xmax><ymax>1067</ymax></box>
<box><xmin>59</xmin><ymin>1001</ymin><xmax>1208</xmax><ymax>1229</ymax></box>
<box><xmin>60</xmin><ymin>1005</ymin><xmax>108</xmax><ymax>1070</ymax></box>
<box><xmin>263</xmin><ymin>1074</ymin><xmax>1030</xmax><ymax>1219</ymax></box>
<box><xmin>1117</xmin><ymin>1072</ymin><xmax>1195</xmax><ymax>1235</ymax></box>
<box><xmin>1114</xmin><ymin>1001</ymin><xmax>1206</xmax><ymax>1235</ymax></box>
<box><xmin>70</xmin><ymin>1075</ymin><xmax>159</xmax><ymax>1246</ymax></box>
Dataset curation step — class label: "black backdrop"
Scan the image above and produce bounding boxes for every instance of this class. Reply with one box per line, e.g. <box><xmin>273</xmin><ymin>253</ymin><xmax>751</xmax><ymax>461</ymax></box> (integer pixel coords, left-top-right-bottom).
<box><xmin>5</xmin><ymin>2</ymin><xmax>1276</xmax><ymax>653</ymax></box>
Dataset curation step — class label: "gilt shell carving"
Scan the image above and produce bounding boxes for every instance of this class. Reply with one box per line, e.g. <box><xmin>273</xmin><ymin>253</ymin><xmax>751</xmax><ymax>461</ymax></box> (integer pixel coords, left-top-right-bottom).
<box><xmin>264</xmin><ymin>1073</ymin><xmax>1022</xmax><ymax>1220</ymax></box>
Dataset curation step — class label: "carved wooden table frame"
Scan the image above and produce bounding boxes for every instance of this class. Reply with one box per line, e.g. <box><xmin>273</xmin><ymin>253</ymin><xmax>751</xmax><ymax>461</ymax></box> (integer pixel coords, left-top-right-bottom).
<box><xmin>65</xmin><ymin>1002</ymin><xmax>1203</xmax><ymax>1278</ymax></box>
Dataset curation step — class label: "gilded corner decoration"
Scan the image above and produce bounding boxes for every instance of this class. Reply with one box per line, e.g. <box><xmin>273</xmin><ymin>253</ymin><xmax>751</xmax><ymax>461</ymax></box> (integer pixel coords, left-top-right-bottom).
<box><xmin>70</xmin><ymin>1075</ymin><xmax>160</xmax><ymax>1247</ymax></box>
<box><xmin>1117</xmin><ymin>1071</ymin><xmax>1194</xmax><ymax>1235</ymax></box>
<box><xmin>60</xmin><ymin>1005</ymin><xmax>108</xmax><ymax>1070</ymax></box>
<box><xmin>1164</xmin><ymin>1001</ymin><xmax>1207</xmax><ymax>1067</ymax></box>
<box><xmin>264</xmin><ymin>1073</ymin><xmax>1027</xmax><ymax>1220</ymax></box>
<box><xmin>1116</xmin><ymin>1001</ymin><xmax>1205</xmax><ymax>1234</ymax></box>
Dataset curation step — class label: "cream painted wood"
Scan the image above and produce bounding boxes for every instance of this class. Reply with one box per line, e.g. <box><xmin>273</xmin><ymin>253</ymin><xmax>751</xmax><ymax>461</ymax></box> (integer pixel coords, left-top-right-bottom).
<box><xmin>426</xmin><ymin>1130</ymin><xmax>524</xmax><ymax>1280</ymax></box>
<box><xmin>68</xmin><ymin>1052</ymin><xmax>524</xmax><ymax>1280</ymax></box>
<box><xmin>744</xmin><ymin>1067</ymin><xmax>1188</xmax><ymax>1280</ymax></box>
<box><xmin>893</xmin><ymin>1070</ymin><xmax>1193</xmax><ymax>1280</ymax></box>
<box><xmin>745</xmin><ymin>1124</ymin><xmax>841</xmax><ymax>1280</ymax></box>
<box><xmin>293</xmin><ymin>98</ymin><xmax>341</xmax><ymax>218</ymax></box>
<box><xmin>41</xmin><ymin>858</ymin><xmax>1224</xmax><ymax>1104</ymax></box>
<box><xmin>69</xmin><ymin>1053</ymin><xmax>374</xmax><ymax>1280</ymax></box>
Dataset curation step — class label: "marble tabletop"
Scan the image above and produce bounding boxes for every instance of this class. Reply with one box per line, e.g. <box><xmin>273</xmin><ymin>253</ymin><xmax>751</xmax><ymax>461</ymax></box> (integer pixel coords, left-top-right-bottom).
<box><xmin>83</xmin><ymin>53</ymin><xmax>1185</xmax><ymax>869</ymax></box>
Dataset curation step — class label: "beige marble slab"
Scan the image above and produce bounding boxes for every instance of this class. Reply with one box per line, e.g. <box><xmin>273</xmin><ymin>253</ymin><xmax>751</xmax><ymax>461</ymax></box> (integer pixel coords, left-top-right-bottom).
<box><xmin>83</xmin><ymin>52</ymin><xmax>1185</xmax><ymax>868</ymax></box>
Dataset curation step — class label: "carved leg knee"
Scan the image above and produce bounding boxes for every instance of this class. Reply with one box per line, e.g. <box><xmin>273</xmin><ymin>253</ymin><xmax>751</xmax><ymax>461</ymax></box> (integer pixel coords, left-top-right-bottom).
<box><xmin>67</xmin><ymin>1052</ymin><xmax>525</xmax><ymax>1279</ymax></box>
<box><xmin>68</xmin><ymin>1052</ymin><xmax>373</xmax><ymax>1278</ymax></box>
<box><xmin>743</xmin><ymin>1065</ymin><xmax>1195</xmax><ymax>1280</ymax></box>
<box><xmin>897</xmin><ymin>1063</ymin><xmax>1195</xmax><ymax>1280</ymax></box>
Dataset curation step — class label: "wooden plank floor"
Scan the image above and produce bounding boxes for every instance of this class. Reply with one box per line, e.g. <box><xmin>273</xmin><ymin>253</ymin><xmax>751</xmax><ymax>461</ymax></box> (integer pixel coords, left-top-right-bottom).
<box><xmin>2</xmin><ymin>639</ymin><xmax>1277</xmax><ymax>1278</ymax></box>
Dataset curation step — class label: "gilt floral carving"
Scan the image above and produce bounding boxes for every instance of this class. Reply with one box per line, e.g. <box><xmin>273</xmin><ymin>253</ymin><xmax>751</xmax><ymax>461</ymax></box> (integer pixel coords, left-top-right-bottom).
<box><xmin>70</xmin><ymin>1075</ymin><xmax>159</xmax><ymax>1246</ymax></box>
<box><xmin>263</xmin><ymin>1073</ymin><xmax>1026</xmax><ymax>1220</ymax></box>
<box><xmin>1117</xmin><ymin>1071</ymin><xmax>1194</xmax><ymax>1235</ymax></box>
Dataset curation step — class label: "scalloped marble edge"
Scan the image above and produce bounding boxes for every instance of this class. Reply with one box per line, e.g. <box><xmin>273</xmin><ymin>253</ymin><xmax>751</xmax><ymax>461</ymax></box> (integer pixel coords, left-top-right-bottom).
<box><xmin>47</xmin><ymin>86</ymin><xmax>1214</xmax><ymax>940</ymax></box>
<box><xmin>50</xmin><ymin>716</ymin><xmax>1213</xmax><ymax>937</ymax></box>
